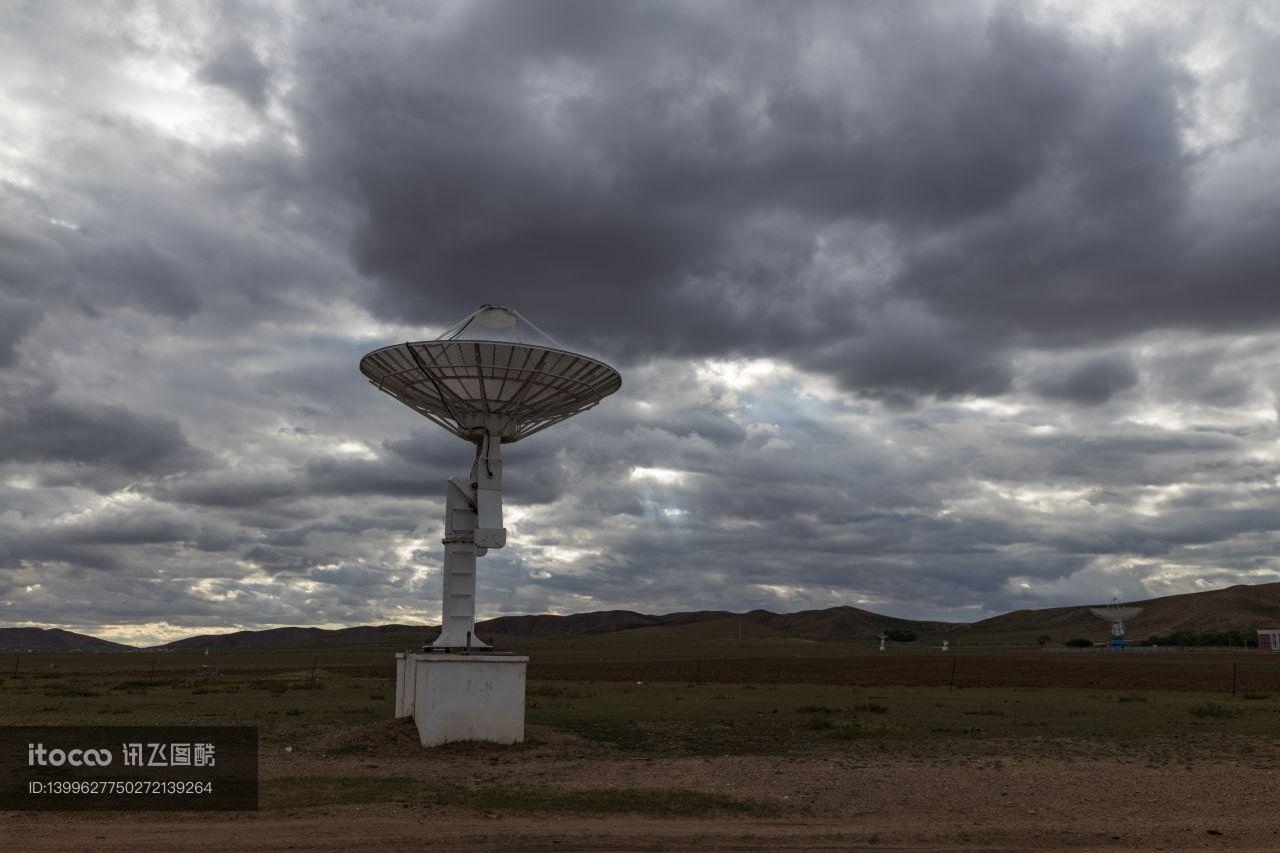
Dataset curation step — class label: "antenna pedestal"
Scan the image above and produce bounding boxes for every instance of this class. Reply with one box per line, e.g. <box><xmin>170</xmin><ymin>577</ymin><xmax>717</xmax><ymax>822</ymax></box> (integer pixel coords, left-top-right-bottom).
<box><xmin>432</xmin><ymin>469</ymin><xmax>498</xmax><ymax>651</ymax></box>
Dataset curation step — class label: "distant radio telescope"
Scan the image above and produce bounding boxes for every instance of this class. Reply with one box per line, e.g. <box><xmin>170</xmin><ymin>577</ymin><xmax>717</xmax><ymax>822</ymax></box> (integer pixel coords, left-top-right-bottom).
<box><xmin>1089</xmin><ymin>597</ymin><xmax>1143</xmax><ymax>650</ymax></box>
<box><xmin>360</xmin><ymin>304</ymin><xmax>621</xmax><ymax>745</ymax></box>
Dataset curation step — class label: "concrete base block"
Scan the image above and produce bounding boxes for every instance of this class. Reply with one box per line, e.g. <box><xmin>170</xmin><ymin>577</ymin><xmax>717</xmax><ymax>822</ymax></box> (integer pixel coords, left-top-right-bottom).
<box><xmin>394</xmin><ymin>652</ymin><xmax>416</xmax><ymax>718</ymax></box>
<box><xmin>395</xmin><ymin>652</ymin><xmax>528</xmax><ymax>747</ymax></box>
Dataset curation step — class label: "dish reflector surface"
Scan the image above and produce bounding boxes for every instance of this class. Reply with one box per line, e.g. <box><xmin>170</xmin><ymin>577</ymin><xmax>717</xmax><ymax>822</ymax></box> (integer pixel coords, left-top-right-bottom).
<box><xmin>1090</xmin><ymin>606</ymin><xmax>1142</xmax><ymax>621</ymax></box>
<box><xmin>360</xmin><ymin>339</ymin><xmax>621</xmax><ymax>442</ymax></box>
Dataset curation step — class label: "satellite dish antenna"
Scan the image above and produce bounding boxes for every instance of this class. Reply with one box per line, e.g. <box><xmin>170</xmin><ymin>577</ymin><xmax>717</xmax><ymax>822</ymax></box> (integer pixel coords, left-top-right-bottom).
<box><xmin>878</xmin><ymin>632</ymin><xmax>888</xmax><ymax>652</ymax></box>
<box><xmin>360</xmin><ymin>305</ymin><xmax>621</xmax><ymax>650</ymax></box>
<box><xmin>941</xmin><ymin>639</ymin><xmax>949</xmax><ymax>652</ymax></box>
<box><xmin>1089</xmin><ymin>597</ymin><xmax>1143</xmax><ymax>651</ymax></box>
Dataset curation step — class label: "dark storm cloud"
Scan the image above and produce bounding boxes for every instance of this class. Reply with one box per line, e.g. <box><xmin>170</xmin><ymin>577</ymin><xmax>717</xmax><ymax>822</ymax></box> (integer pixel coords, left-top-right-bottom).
<box><xmin>0</xmin><ymin>207</ymin><xmax>63</xmax><ymax>360</ymax></box>
<box><xmin>0</xmin><ymin>295</ymin><xmax>39</xmax><ymax>367</ymax></box>
<box><xmin>1142</xmin><ymin>338</ymin><xmax>1270</xmax><ymax>407</ymax></box>
<box><xmin>302</xmin><ymin>455</ymin><xmax>438</xmax><ymax>499</ymax></box>
<box><xmin>198</xmin><ymin>35</ymin><xmax>271</xmax><ymax>110</ymax></box>
<box><xmin>0</xmin><ymin>399</ymin><xmax>210</xmax><ymax>487</ymax></box>
<box><xmin>151</xmin><ymin>472</ymin><xmax>304</xmax><ymax>510</ymax></box>
<box><xmin>0</xmin><ymin>211</ymin><xmax>61</xmax><ymax>298</ymax></box>
<box><xmin>1042</xmin><ymin>501</ymin><xmax>1280</xmax><ymax>559</ymax></box>
<box><xmin>994</xmin><ymin>428</ymin><xmax>1254</xmax><ymax>488</ymax></box>
<box><xmin>76</xmin><ymin>238</ymin><xmax>203</xmax><ymax>319</ymax></box>
<box><xmin>288</xmin><ymin>0</ymin><xmax>1271</xmax><ymax>401</ymax></box>
<box><xmin>1029</xmin><ymin>353</ymin><xmax>1139</xmax><ymax>405</ymax></box>
<box><xmin>807</xmin><ymin>315</ymin><xmax>1015</xmax><ymax>403</ymax></box>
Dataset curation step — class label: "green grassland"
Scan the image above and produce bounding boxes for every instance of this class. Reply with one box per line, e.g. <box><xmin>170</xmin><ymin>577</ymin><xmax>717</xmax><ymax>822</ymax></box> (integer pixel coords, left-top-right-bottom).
<box><xmin>5</xmin><ymin>670</ymin><xmax>1280</xmax><ymax>761</ymax></box>
<box><xmin>2</xmin><ymin>648</ymin><xmax>1280</xmax><ymax>747</ymax></box>
<box><xmin>5</xmin><ymin>645</ymin><xmax>1280</xmax><ymax>812</ymax></box>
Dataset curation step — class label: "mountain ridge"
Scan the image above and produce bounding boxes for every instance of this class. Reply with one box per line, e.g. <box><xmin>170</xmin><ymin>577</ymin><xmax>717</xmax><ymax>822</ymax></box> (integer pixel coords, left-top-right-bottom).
<box><xmin>0</xmin><ymin>627</ymin><xmax>136</xmax><ymax>652</ymax></box>
<box><xmin>5</xmin><ymin>581</ymin><xmax>1280</xmax><ymax>651</ymax></box>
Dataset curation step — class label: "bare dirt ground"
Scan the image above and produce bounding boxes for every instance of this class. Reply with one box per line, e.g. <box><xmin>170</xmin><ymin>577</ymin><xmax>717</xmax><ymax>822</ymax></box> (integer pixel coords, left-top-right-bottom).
<box><xmin>5</xmin><ymin>721</ymin><xmax>1278</xmax><ymax>852</ymax></box>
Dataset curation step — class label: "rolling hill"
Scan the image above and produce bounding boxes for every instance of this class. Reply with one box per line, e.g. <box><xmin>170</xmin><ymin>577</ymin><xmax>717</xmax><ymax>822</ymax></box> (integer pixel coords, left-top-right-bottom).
<box><xmin>153</xmin><ymin>624</ymin><xmax>438</xmax><ymax>652</ymax></box>
<box><xmin>958</xmin><ymin>582</ymin><xmax>1280</xmax><ymax>645</ymax></box>
<box><xmin>0</xmin><ymin>627</ymin><xmax>135</xmax><ymax>652</ymax></box>
<box><xmin>8</xmin><ymin>581</ymin><xmax>1280</xmax><ymax>652</ymax></box>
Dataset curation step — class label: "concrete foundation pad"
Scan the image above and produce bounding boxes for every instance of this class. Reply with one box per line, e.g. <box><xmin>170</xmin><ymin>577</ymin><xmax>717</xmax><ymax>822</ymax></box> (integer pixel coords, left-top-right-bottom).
<box><xmin>395</xmin><ymin>652</ymin><xmax>528</xmax><ymax>746</ymax></box>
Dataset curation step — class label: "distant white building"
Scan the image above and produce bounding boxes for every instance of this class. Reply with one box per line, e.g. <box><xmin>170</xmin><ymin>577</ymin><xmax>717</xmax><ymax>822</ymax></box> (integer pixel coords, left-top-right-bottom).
<box><xmin>1257</xmin><ymin>629</ymin><xmax>1280</xmax><ymax>651</ymax></box>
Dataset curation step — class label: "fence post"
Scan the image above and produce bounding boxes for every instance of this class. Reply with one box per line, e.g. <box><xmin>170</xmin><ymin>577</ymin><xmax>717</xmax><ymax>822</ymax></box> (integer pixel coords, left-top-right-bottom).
<box><xmin>1232</xmin><ymin>662</ymin><xmax>1237</xmax><ymax>697</ymax></box>
<box><xmin>949</xmin><ymin>658</ymin><xmax>957</xmax><ymax>690</ymax></box>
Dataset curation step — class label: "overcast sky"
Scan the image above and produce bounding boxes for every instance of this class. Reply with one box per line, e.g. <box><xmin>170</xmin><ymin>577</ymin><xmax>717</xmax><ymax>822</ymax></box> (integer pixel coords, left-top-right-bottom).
<box><xmin>3</xmin><ymin>1</ymin><xmax>1280</xmax><ymax>645</ymax></box>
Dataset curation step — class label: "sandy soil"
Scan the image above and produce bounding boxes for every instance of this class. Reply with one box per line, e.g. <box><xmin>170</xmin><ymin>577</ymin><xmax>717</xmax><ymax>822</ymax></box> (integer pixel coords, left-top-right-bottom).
<box><xmin>4</xmin><ymin>722</ymin><xmax>1277</xmax><ymax>852</ymax></box>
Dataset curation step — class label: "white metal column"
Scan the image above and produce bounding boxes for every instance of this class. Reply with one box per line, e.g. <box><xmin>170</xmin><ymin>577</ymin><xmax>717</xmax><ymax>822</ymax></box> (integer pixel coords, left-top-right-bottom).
<box><xmin>432</xmin><ymin>476</ymin><xmax>492</xmax><ymax>649</ymax></box>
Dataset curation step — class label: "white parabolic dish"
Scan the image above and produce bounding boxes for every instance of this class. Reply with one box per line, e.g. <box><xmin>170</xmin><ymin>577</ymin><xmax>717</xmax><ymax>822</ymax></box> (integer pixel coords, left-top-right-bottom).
<box><xmin>1090</xmin><ymin>606</ymin><xmax>1143</xmax><ymax>621</ymax></box>
<box><xmin>359</xmin><ymin>314</ymin><xmax>621</xmax><ymax>443</ymax></box>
